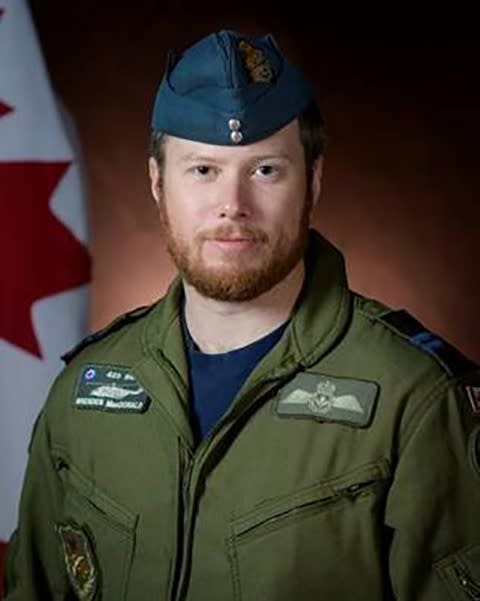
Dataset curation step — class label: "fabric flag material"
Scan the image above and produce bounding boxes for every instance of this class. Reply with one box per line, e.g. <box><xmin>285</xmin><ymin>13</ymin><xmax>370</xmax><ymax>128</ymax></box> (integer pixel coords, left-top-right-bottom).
<box><xmin>0</xmin><ymin>0</ymin><xmax>91</xmax><ymax>589</ymax></box>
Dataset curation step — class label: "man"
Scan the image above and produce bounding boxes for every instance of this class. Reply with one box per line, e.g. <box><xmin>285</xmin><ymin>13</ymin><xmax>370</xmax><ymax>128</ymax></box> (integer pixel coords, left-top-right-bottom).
<box><xmin>4</xmin><ymin>29</ymin><xmax>480</xmax><ymax>601</ymax></box>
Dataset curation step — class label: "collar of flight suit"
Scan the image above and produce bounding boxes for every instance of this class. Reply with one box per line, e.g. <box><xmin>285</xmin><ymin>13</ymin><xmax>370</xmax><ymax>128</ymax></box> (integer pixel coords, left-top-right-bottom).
<box><xmin>140</xmin><ymin>228</ymin><xmax>352</xmax><ymax>383</ymax></box>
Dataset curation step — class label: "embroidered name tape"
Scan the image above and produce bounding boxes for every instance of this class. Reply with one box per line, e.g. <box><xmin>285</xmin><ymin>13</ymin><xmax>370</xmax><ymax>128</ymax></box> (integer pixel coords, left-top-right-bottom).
<box><xmin>74</xmin><ymin>364</ymin><xmax>150</xmax><ymax>413</ymax></box>
<box><xmin>277</xmin><ymin>373</ymin><xmax>379</xmax><ymax>427</ymax></box>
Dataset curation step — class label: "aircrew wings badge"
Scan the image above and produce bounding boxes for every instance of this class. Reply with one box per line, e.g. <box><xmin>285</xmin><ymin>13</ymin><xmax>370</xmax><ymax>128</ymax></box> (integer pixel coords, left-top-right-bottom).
<box><xmin>277</xmin><ymin>373</ymin><xmax>379</xmax><ymax>427</ymax></box>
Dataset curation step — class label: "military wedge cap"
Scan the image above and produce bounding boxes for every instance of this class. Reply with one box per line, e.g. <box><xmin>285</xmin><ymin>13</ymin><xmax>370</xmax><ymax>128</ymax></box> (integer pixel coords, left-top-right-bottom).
<box><xmin>151</xmin><ymin>29</ymin><xmax>316</xmax><ymax>145</ymax></box>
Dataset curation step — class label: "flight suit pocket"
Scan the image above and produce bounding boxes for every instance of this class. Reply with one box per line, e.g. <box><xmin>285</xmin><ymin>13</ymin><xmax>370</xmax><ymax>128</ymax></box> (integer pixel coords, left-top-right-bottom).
<box><xmin>435</xmin><ymin>545</ymin><xmax>480</xmax><ymax>600</ymax></box>
<box><xmin>55</xmin><ymin>454</ymin><xmax>137</xmax><ymax>601</ymax></box>
<box><xmin>228</xmin><ymin>460</ymin><xmax>390</xmax><ymax>601</ymax></box>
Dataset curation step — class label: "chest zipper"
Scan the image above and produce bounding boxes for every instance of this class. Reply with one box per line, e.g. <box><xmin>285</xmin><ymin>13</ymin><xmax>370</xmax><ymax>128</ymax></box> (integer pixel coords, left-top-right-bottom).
<box><xmin>172</xmin><ymin>374</ymin><xmax>299</xmax><ymax>601</ymax></box>
<box><xmin>454</xmin><ymin>566</ymin><xmax>480</xmax><ymax>600</ymax></box>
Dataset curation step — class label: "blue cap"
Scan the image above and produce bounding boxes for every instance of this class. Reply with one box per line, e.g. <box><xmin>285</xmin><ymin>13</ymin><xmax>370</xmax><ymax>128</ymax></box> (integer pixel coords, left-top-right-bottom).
<box><xmin>151</xmin><ymin>30</ymin><xmax>315</xmax><ymax>145</ymax></box>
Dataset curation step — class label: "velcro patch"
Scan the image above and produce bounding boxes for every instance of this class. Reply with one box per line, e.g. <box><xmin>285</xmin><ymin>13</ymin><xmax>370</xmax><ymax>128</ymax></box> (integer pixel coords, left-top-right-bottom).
<box><xmin>277</xmin><ymin>373</ymin><xmax>379</xmax><ymax>427</ymax></box>
<box><xmin>74</xmin><ymin>364</ymin><xmax>149</xmax><ymax>413</ymax></box>
<box><xmin>56</xmin><ymin>522</ymin><xmax>98</xmax><ymax>601</ymax></box>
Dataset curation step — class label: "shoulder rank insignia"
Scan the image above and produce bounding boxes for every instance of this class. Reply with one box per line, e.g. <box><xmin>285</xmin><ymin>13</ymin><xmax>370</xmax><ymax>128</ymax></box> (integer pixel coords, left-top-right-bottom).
<box><xmin>62</xmin><ymin>304</ymin><xmax>155</xmax><ymax>364</ymax></box>
<box><xmin>56</xmin><ymin>522</ymin><xmax>98</xmax><ymax>601</ymax></box>
<box><xmin>277</xmin><ymin>373</ymin><xmax>379</xmax><ymax>427</ymax></box>
<box><xmin>379</xmin><ymin>309</ymin><xmax>477</xmax><ymax>377</ymax></box>
<box><xmin>238</xmin><ymin>40</ymin><xmax>273</xmax><ymax>83</ymax></box>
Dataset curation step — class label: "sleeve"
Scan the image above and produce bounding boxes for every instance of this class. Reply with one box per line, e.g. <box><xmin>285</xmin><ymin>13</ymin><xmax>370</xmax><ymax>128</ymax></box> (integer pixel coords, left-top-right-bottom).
<box><xmin>3</xmin><ymin>409</ymin><xmax>71</xmax><ymax>600</ymax></box>
<box><xmin>385</xmin><ymin>373</ymin><xmax>480</xmax><ymax>600</ymax></box>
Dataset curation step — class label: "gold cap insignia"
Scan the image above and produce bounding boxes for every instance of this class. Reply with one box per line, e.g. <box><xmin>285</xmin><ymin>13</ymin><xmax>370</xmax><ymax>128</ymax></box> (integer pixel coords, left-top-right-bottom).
<box><xmin>238</xmin><ymin>40</ymin><xmax>273</xmax><ymax>83</ymax></box>
<box><xmin>57</xmin><ymin>522</ymin><xmax>98</xmax><ymax>601</ymax></box>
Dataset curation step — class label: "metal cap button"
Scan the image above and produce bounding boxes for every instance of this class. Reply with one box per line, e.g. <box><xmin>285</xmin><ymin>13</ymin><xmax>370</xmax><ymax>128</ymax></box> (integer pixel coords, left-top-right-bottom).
<box><xmin>230</xmin><ymin>131</ymin><xmax>243</xmax><ymax>144</ymax></box>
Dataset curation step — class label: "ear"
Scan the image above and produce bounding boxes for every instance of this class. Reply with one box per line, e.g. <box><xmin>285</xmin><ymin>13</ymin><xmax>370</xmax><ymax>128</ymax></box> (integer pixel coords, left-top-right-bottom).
<box><xmin>148</xmin><ymin>157</ymin><xmax>161</xmax><ymax>204</ymax></box>
<box><xmin>310</xmin><ymin>157</ymin><xmax>323</xmax><ymax>210</ymax></box>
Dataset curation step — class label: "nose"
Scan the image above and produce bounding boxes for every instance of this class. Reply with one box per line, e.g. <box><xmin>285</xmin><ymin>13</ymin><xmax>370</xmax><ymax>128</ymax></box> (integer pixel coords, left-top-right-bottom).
<box><xmin>216</xmin><ymin>176</ymin><xmax>251</xmax><ymax>220</ymax></box>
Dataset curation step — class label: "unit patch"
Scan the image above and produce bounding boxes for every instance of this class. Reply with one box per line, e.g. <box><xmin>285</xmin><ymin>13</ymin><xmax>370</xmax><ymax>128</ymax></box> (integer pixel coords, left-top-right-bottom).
<box><xmin>57</xmin><ymin>522</ymin><xmax>98</xmax><ymax>601</ymax></box>
<box><xmin>277</xmin><ymin>373</ymin><xmax>379</xmax><ymax>427</ymax></box>
<box><xmin>466</xmin><ymin>386</ymin><xmax>480</xmax><ymax>415</ymax></box>
<box><xmin>74</xmin><ymin>364</ymin><xmax>150</xmax><ymax>413</ymax></box>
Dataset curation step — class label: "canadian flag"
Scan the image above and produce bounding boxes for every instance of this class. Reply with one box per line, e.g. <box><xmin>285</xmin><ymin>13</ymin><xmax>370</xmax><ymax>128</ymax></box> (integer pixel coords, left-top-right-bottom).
<box><xmin>0</xmin><ymin>0</ymin><xmax>91</xmax><ymax>591</ymax></box>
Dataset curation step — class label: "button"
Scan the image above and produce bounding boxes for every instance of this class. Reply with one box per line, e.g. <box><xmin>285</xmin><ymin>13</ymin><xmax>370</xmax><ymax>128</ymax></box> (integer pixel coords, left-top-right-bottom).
<box><xmin>230</xmin><ymin>131</ymin><xmax>243</xmax><ymax>144</ymax></box>
<box><xmin>228</xmin><ymin>118</ymin><xmax>241</xmax><ymax>131</ymax></box>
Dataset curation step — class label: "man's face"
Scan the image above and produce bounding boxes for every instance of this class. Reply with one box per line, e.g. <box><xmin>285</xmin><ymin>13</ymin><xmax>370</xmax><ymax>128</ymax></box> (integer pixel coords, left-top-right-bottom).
<box><xmin>149</xmin><ymin>120</ymin><xmax>322</xmax><ymax>301</ymax></box>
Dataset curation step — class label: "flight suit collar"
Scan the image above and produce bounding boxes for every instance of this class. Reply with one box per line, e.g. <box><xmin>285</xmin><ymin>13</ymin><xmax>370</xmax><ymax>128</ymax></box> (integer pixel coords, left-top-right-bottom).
<box><xmin>290</xmin><ymin>229</ymin><xmax>351</xmax><ymax>367</ymax></box>
<box><xmin>141</xmin><ymin>228</ymin><xmax>351</xmax><ymax>376</ymax></box>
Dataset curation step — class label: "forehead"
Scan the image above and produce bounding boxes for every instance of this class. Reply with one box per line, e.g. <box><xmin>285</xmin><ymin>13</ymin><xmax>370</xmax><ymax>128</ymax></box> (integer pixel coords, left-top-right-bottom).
<box><xmin>163</xmin><ymin>119</ymin><xmax>304</xmax><ymax>163</ymax></box>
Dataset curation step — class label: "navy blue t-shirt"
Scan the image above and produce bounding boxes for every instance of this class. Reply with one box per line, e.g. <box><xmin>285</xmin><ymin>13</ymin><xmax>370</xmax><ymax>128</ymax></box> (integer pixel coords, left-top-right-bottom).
<box><xmin>182</xmin><ymin>316</ymin><xmax>289</xmax><ymax>443</ymax></box>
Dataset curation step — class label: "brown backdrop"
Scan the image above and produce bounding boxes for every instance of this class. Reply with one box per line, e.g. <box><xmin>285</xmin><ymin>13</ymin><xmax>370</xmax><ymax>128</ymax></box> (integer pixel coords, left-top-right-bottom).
<box><xmin>30</xmin><ymin>2</ymin><xmax>479</xmax><ymax>362</ymax></box>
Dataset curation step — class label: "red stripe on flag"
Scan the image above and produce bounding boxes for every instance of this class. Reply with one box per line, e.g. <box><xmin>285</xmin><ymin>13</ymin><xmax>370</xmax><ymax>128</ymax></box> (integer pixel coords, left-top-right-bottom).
<box><xmin>0</xmin><ymin>161</ymin><xmax>91</xmax><ymax>356</ymax></box>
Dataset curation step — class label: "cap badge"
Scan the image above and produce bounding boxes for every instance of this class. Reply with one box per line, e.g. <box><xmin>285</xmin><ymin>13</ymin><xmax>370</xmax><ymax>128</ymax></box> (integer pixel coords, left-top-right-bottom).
<box><xmin>238</xmin><ymin>40</ymin><xmax>273</xmax><ymax>83</ymax></box>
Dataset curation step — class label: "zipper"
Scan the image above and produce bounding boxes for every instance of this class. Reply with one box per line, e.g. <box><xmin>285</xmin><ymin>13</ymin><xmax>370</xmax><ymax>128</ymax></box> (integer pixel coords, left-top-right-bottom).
<box><xmin>235</xmin><ymin>478</ymin><xmax>379</xmax><ymax>542</ymax></box>
<box><xmin>454</xmin><ymin>566</ymin><xmax>480</xmax><ymax>600</ymax></box>
<box><xmin>171</xmin><ymin>375</ymin><xmax>295</xmax><ymax>601</ymax></box>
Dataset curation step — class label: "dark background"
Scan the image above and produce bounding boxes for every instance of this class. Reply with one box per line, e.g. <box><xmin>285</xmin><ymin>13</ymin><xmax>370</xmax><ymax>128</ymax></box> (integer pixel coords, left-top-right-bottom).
<box><xmin>29</xmin><ymin>1</ymin><xmax>479</xmax><ymax>361</ymax></box>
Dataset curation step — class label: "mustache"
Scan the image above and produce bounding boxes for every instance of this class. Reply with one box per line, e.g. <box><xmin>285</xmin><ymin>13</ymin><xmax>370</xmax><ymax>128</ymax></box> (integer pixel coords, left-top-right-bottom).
<box><xmin>199</xmin><ymin>224</ymin><xmax>268</xmax><ymax>243</ymax></box>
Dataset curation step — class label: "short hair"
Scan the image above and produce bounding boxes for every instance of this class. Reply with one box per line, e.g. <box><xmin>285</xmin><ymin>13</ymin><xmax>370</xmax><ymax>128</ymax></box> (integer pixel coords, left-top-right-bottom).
<box><xmin>149</xmin><ymin>99</ymin><xmax>326</xmax><ymax>179</ymax></box>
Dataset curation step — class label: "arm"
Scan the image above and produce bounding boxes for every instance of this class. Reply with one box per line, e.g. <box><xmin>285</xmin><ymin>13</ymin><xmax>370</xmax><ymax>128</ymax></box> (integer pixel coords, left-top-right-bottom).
<box><xmin>3</xmin><ymin>410</ymin><xmax>70</xmax><ymax>600</ymax></box>
<box><xmin>386</xmin><ymin>375</ymin><xmax>480</xmax><ymax>599</ymax></box>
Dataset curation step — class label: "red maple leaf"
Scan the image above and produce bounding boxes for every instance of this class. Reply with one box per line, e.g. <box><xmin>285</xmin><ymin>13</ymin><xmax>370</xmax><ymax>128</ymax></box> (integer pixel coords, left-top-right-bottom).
<box><xmin>0</xmin><ymin>9</ymin><xmax>90</xmax><ymax>358</ymax></box>
<box><xmin>0</xmin><ymin>101</ymin><xmax>13</xmax><ymax>118</ymax></box>
<box><xmin>0</xmin><ymin>160</ymin><xmax>91</xmax><ymax>357</ymax></box>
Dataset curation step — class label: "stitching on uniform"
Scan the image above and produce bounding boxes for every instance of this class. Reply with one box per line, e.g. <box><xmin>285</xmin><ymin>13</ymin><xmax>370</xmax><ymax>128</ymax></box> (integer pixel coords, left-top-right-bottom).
<box><xmin>397</xmin><ymin>373</ymin><xmax>450</xmax><ymax>455</ymax></box>
<box><xmin>227</xmin><ymin>518</ymin><xmax>243</xmax><ymax>601</ymax></box>
<box><xmin>469</xmin><ymin>426</ymin><xmax>480</xmax><ymax>482</ymax></box>
<box><xmin>356</xmin><ymin>306</ymin><xmax>451</xmax><ymax>376</ymax></box>
<box><xmin>294</xmin><ymin>284</ymin><xmax>351</xmax><ymax>367</ymax></box>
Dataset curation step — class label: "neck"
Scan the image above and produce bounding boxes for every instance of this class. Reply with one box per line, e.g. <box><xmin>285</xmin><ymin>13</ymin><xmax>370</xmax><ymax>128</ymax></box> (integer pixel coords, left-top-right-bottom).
<box><xmin>183</xmin><ymin>261</ymin><xmax>305</xmax><ymax>354</ymax></box>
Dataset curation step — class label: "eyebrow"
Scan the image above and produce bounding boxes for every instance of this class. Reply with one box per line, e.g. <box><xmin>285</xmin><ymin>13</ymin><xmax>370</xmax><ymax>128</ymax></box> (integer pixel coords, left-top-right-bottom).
<box><xmin>177</xmin><ymin>152</ymin><xmax>292</xmax><ymax>165</ymax></box>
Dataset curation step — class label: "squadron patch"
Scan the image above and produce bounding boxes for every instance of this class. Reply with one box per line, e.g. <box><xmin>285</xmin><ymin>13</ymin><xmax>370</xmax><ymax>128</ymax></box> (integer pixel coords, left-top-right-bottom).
<box><xmin>74</xmin><ymin>364</ymin><xmax>150</xmax><ymax>413</ymax></box>
<box><xmin>57</xmin><ymin>522</ymin><xmax>98</xmax><ymax>601</ymax></box>
<box><xmin>466</xmin><ymin>386</ymin><xmax>480</xmax><ymax>415</ymax></box>
<box><xmin>277</xmin><ymin>373</ymin><xmax>379</xmax><ymax>427</ymax></box>
<box><xmin>238</xmin><ymin>40</ymin><xmax>273</xmax><ymax>83</ymax></box>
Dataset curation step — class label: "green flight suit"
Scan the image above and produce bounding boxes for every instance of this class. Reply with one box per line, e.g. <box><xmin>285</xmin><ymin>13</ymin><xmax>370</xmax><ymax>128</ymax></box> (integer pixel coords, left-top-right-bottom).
<box><xmin>4</xmin><ymin>230</ymin><xmax>480</xmax><ymax>600</ymax></box>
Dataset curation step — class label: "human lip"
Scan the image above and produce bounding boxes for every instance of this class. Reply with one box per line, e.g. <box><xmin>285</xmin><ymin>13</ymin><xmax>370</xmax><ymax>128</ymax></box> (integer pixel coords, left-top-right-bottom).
<box><xmin>208</xmin><ymin>237</ymin><xmax>258</xmax><ymax>250</ymax></box>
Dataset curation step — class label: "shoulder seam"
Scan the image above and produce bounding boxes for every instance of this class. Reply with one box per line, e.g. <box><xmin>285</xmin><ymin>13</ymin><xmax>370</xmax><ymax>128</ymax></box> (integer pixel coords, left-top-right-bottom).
<box><xmin>357</xmin><ymin>307</ymin><xmax>476</xmax><ymax>378</ymax></box>
<box><xmin>62</xmin><ymin>303</ymin><xmax>155</xmax><ymax>364</ymax></box>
